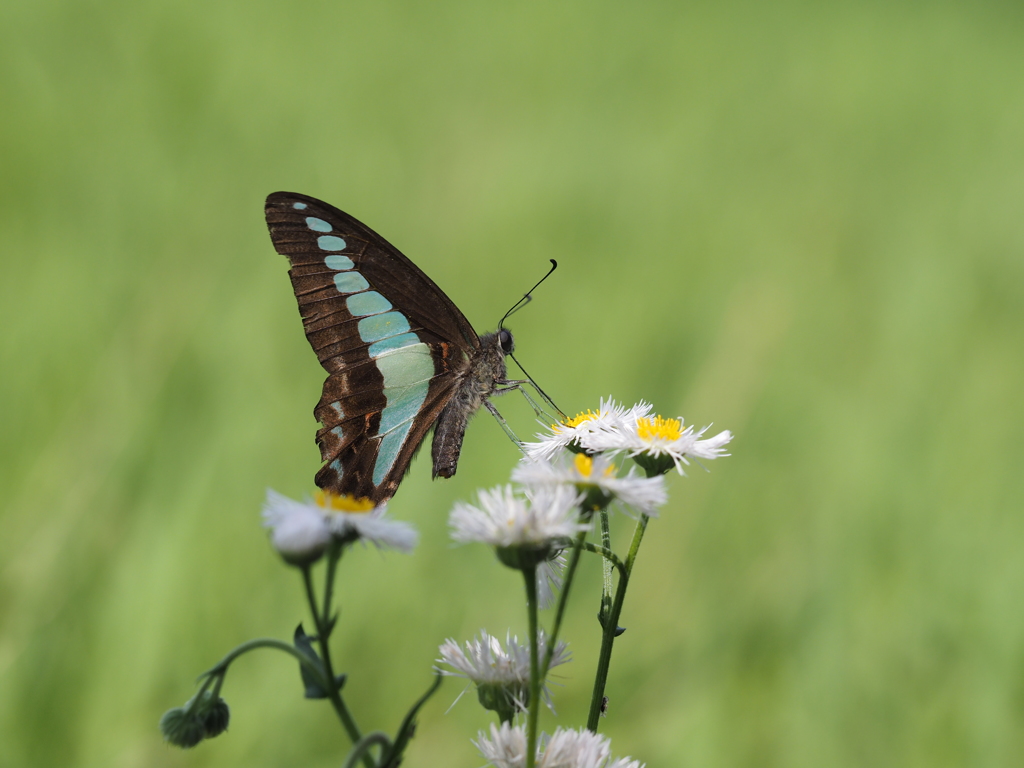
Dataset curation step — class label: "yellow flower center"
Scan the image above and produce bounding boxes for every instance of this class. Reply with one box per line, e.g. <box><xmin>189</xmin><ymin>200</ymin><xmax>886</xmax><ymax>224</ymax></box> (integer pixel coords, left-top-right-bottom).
<box><xmin>574</xmin><ymin>453</ymin><xmax>594</xmax><ymax>478</ymax></box>
<box><xmin>314</xmin><ymin>490</ymin><xmax>375</xmax><ymax>513</ymax></box>
<box><xmin>555</xmin><ymin>409</ymin><xmax>602</xmax><ymax>431</ymax></box>
<box><xmin>637</xmin><ymin>416</ymin><xmax>682</xmax><ymax>442</ymax></box>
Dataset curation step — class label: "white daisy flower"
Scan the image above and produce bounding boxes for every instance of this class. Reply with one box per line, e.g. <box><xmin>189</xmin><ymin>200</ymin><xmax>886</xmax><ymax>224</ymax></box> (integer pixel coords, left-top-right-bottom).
<box><xmin>437</xmin><ymin>630</ymin><xmax>570</xmax><ymax>717</ymax></box>
<box><xmin>513</xmin><ymin>453</ymin><xmax>667</xmax><ymax>517</ymax></box>
<box><xmin>450</xmin><ymin>484</ymin><xmax>588</xmax><ymax>550</ymax></box>
<box><xmin>587</xmin><ymin>413</ymin><xmax>733</xmax><ymax>477</ymax></box>
<box><xmin>474</xmin><ymin>722</ymin><xmax>527</xmax><ymax>768</ymax></box>
<box><xmin>474</xmin><ymin>723</ymin><xmax>644</xmax><ymax>768</ymax></box>
<box><xmin>262</xmin><ymin>489</ymin><xmax>418</xmax><ymax>561</ymax></box>
<box><xmin>522</xmin><ymin>398</ymin><xmax>652</xmax><ymax>462</ymax></box>
<box><xmin>540</xmin><ymin>728</ymin><xmax>645</xmax><ymax>768</ymax></box>
<box><xmin>262</xmin><ymin>489</ymin><xmax>332</xmax><ymax>564</ymax></box>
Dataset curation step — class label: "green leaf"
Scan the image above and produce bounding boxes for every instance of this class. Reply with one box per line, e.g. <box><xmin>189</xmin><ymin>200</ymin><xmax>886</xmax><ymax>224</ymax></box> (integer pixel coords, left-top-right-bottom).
<box><xmin>597</xmin><ymin>608</ymin><xmax>626</xmax><ymax>636</ymax></box>
<box><xmin>293</xmin><ymin>624</ymin><xmax>328</xmax><ymax>699</ymax></box>
<box><xmin>325</xmin><ymin>611</ymin><xmax>339</xmax><ymax>636</ymax></box>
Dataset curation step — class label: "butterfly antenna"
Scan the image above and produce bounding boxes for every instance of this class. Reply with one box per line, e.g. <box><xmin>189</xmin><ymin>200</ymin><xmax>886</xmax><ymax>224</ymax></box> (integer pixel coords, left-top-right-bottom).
<box><xmin>509</xmin><ymin>351</ymin><xmax>566</xmax><ymax>420</ymax></box>
<box><xmin>498</xmin><ymin>259</ymin><xmax>558</xmax><ymax>330</ymax></box>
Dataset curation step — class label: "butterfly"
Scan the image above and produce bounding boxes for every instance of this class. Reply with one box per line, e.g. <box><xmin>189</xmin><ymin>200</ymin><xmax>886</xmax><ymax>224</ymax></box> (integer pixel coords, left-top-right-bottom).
<box><xmin>265</xmin><ymin>191</ymin><xmax>530</xmax><ymax>504</ymax></box>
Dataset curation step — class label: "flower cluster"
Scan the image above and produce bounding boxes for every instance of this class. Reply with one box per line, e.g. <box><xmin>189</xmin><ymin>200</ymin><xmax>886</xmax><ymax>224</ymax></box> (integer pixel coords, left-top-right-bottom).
<box><xmin>165</xmin><ymin>396</ymin><xmax>729</xmax><ymax>768</ymax></box>
<box><xmin>449</xmin><ymin>398</ymin><xmax>730</xmax><ymax>569</ymax></box>
<box><xmin>524</xmin><ymin>397</ymin><xmax>732</xmax><ymax>477</ymax></box>
<box><xmin>441</xmin><ymin>399</ymin><xmax>732</xmax><ymax>767</ymax></box>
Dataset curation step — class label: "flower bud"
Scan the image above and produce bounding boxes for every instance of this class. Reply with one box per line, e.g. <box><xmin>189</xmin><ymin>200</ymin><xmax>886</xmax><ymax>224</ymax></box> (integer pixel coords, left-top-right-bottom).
<box><xmin>496</xmin><ymin>543</ymin><xmax>556</xmax><ymax>572</ymax></box>
<box><xmin>579</xmin><ymin>484</ymin><xmax>614</xmax><ymax>513</ymax></box>
<box><xmin>159</xmin><ymin>707</ymin><xmax>205</xmax><ymax>749</ymax></box>
<box><xmin>477</xmin><ymin>682</ymin><xmax>528</xmax><ymax>724</ymax></box>
<box><xmin>632</xmin><ymin>451</ymin><xmax>674</xmax><ymax>478</ymax></box>
<box><xmin>200</xmin><ymin>696</ymin><xmax>230</xmax><ymax>738</ymax></box>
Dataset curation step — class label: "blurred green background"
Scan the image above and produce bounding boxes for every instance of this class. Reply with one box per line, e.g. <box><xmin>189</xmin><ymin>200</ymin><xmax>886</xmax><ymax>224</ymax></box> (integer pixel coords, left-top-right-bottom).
<box><xmin>2</xmin><ymin>0</ymin><xmax>1023</xmax><ymax>765</ymax></box>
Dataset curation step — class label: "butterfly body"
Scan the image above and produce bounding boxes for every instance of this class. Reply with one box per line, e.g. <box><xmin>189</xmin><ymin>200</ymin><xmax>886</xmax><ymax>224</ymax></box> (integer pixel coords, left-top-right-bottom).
<box><xmin>432</xmin><ymin>330</ymin><xmax>513</xmax><ymax>479</ymax></box>
<box><xmin>265</xmin><ymin>192</ymin><xmax>514</xmax><ymax>503</ymax></box>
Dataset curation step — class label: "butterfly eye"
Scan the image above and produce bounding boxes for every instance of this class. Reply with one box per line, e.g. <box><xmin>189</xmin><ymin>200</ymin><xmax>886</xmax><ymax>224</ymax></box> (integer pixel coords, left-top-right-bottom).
<box><xmin>498</xmin><ymin>329</ymin><xmax>515</xmax><ymax>354</ymax></box>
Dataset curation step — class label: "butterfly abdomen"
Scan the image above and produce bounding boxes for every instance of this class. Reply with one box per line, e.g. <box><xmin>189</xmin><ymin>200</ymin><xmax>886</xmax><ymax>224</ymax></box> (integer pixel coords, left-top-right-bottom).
<box><xmin>431</xmin><ymin>332</ymin><xmax>508</xmax><ymax>478</ymax></box>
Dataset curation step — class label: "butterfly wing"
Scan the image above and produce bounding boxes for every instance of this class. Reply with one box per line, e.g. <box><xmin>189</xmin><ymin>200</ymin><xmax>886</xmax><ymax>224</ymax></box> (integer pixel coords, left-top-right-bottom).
<box><xmin>265</xmin><ymin>192</ymin><xmax>480</xmax><ymax>503</ymax></box>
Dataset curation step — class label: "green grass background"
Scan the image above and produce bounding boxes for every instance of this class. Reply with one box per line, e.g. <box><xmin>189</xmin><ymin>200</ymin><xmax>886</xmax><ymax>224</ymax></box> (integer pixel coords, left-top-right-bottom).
<box><xmin>2</xmin><ymin>0</ymin><xmax>1023</xmax><ymax>766</ymax></box>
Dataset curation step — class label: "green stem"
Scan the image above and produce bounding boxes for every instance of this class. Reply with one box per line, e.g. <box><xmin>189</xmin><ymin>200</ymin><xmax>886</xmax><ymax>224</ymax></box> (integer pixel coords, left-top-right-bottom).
<box><xmin>579</xmin><ymin>541</ymin><xmax>626</xmax><ymax>580</ymax></box>
<box><xmin>341</xmin><ymin>732</ymin><xmax>392</xmax><ymax>768</ymax></box>
<box><xmin>541</xmin><ymin>529</ymin><xmax>588</xmax><ymax>676</ymax></box>
<box><xmin>209</xmin><ymin>669</ymin><xmax>225</xmax><ymax>700</ymax></box>
<box><xmin>523</xmin><ymin>564</ymin><xmax>540</xmax><ymax>768</ymax></box>
<box><xmin>586</xmin><ymin>513</ymin><xmax>649</xmax><ymax>731</ymax></box>
<box><xmin>301</xmin><ymin>565</ymin><xmax>375</xmax><ymax>768</ymax></box>
<box><xmin>184</xmin><ymin>674</ymin><xmax>217</xmax><ymax>716</ymax></box>
<box><xmin>198</xmin><ymin>637</ymin><xmax>330</xmax><ymax>688</ymax></box>
<box><xmin>322</xmin><ymin>546</ymin><xmax>341</xmax><ymax>636</ymax></box>
<box><xmin>600</xmin><ymin>509</ymin><xmax>613</xmax><ymax>586</ymax></box>
<box><xmin>625</xmin><ymin>513</ymin><xmax>650</xmax><ymax>575</ymax></box>
<box><xmin>597</xmin><ymin>510</ymin><xmax>614</xmax><ymax>633</ymax></box>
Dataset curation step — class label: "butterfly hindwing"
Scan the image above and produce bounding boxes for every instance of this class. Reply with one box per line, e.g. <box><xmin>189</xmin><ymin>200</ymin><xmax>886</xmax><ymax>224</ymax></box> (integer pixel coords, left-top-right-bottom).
<box><xmin>265</xmin><ymin>192</ymin><xmax>480</xmax><ymax>503</ymax></box>
<box><xmin>314</xmin><ymin>375</ymin><xmax>458</xmax><ymax>501</ymax></box>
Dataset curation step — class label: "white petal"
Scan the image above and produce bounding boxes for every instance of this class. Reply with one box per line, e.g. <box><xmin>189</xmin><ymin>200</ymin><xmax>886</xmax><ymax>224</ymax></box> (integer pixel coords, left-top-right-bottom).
<box><xmin>262</xmin><ymin>489</ymin><xmax>331</xmax><ymax>561</ymax></box>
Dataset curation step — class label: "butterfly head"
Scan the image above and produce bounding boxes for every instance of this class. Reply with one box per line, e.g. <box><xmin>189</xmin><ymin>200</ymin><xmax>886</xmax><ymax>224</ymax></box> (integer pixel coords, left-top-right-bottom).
<box><xmin>497</xmin><ymin>328</ymin><xmax>515</xmax><ymax>355</ymax></box>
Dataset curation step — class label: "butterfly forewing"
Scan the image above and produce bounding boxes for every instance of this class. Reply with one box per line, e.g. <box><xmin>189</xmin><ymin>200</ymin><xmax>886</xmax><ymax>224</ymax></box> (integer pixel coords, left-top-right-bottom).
<box><xmin>265</xmin><ymin>192</ymin><xmax>479</xmax><ymax>503</ymax></box>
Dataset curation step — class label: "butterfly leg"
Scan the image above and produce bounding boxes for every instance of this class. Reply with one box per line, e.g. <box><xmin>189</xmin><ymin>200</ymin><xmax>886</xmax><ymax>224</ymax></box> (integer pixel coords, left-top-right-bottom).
<box><xmin>495</xmin><ymin>379</ymin><xmax>548</xmax><ymax>412</ymax></box>
<box><xmin>498</xmin><ymin>370</ymin><xmax>565</xmax><ymax>421</ymax></box>
<box><xmin>483</xmin><ymin>399</ymin><xmax>524</xmax><ymax>450</ymax></box>
<box><xmin>493</xmin><ymin>378</ymin><xmax>529</xmax><ymax>393</ymax></box>
<box><xmin>496</xmin><ymin>380</ymin><xmax>560</xmax><ymax>423</ymax></box>
<box><xmin>516</xmin><ymin>386</ymin><xmax>549</xmax><ymax>417</ymax></box>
